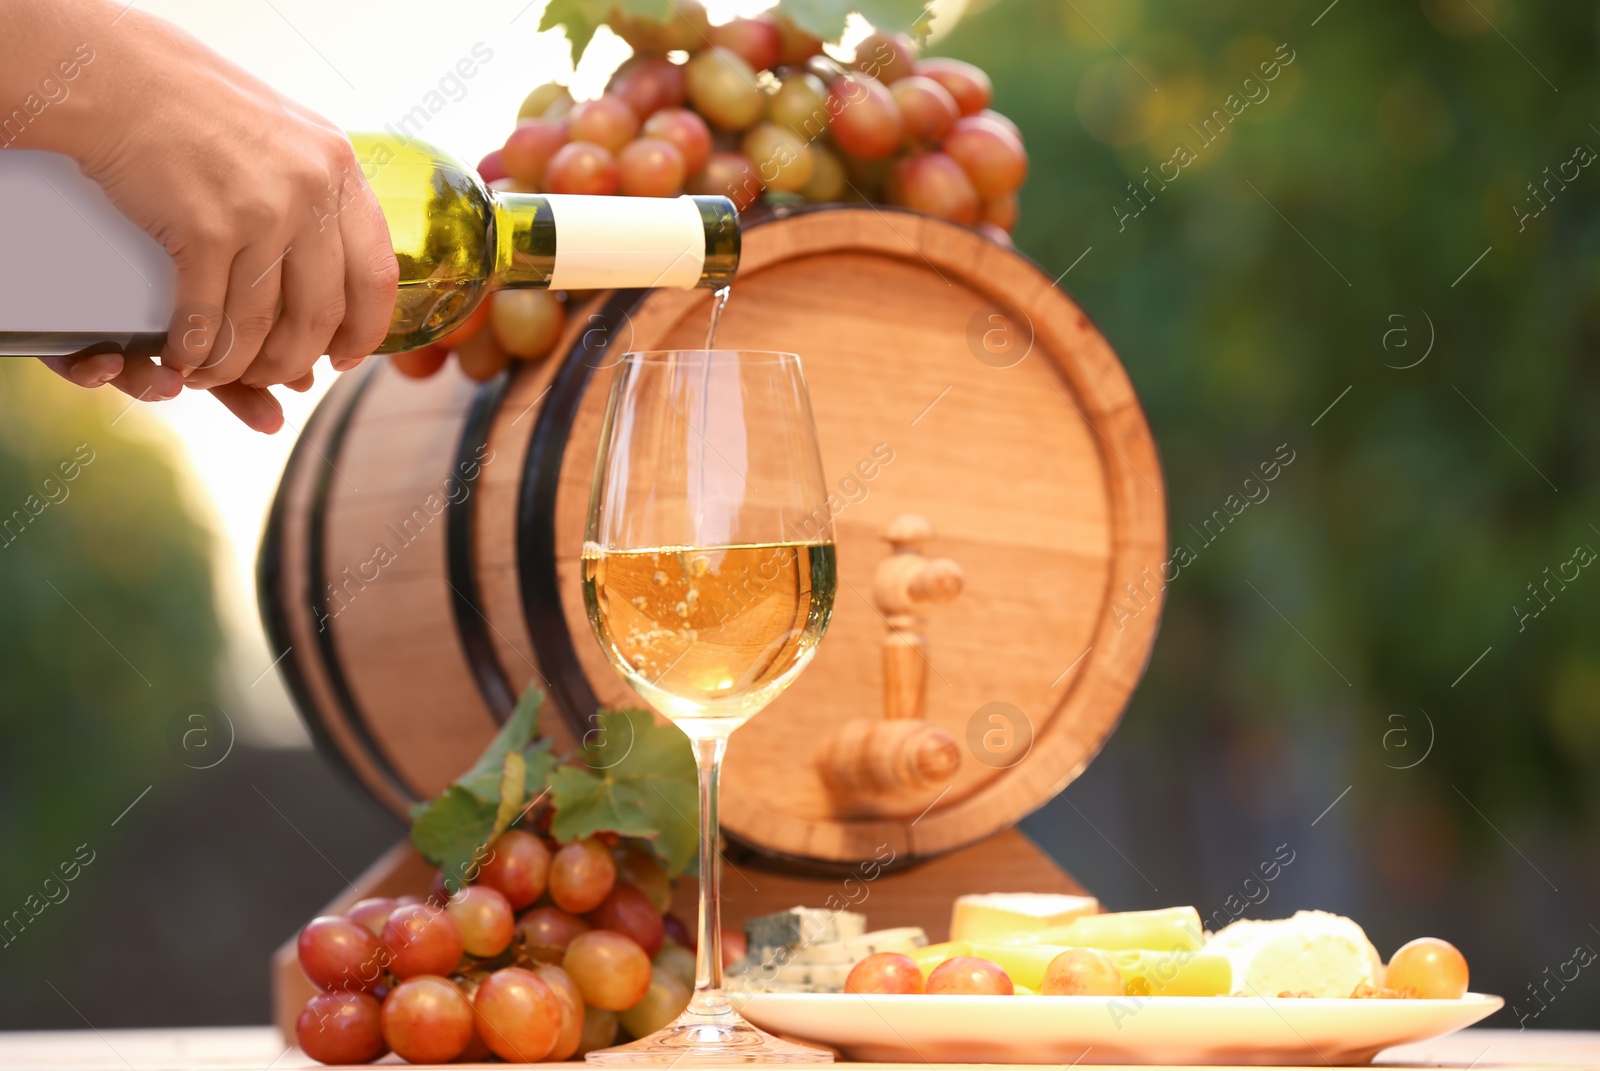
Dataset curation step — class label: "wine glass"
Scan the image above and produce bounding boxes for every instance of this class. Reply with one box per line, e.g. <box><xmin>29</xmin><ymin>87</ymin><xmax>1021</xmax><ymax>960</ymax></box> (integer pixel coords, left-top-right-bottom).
<box><xmin>581</xmin><ymin>350</ymin><xmax>836</xmax><ymax>1064</ymax></box>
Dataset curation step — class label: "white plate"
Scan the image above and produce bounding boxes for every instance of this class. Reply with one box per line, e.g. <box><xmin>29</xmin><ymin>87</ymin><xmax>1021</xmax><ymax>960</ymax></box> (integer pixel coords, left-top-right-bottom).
<box><xmin>738</xmin><ymin>992</ymin><xmax>1503</xmax><ymax>1065</ymax></box>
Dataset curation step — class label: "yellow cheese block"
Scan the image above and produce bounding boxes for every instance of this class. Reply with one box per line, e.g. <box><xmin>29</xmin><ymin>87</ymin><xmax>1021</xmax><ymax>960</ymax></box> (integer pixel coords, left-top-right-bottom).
<box><xmin>948</xmin><ymin>893</ymin><xmax>1100</xmax><ymax>942</ymax></box>
<box><xmin>986</xmin><ymin>906</ymin><xmax>1204</xmax><ymax>952</ymax></box>
<box><xmin>968</xmin><ymin>942</ymin><xmax>1232</xmax><ymax>997</ymax></box>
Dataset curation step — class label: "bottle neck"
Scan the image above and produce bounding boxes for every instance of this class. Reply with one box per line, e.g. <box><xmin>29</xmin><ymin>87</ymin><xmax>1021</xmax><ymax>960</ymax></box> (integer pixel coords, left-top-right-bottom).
<box><xmin>491</xmin><ymin>192</ymin><xmax>740</xmax><ymax>291</ymax></box>
<box><xmin>492</xmin><ymin>193</ymin><xmax>557</xmax><ymax>289</ymax></box>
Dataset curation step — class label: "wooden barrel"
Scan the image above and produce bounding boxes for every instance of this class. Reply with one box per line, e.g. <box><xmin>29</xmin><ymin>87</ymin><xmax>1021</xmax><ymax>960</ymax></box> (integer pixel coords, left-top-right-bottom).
<box><xmin>258</xmin><ymin>204</ymin><xmax>1166</xmax><ymax>871</ymax></box>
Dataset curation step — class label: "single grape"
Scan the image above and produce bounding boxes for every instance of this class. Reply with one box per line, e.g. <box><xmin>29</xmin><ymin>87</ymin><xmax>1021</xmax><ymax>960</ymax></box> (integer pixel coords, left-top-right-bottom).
<box><xmin>490</xmin><ymin>290</ymin><xmax>566</xmax><ymax>361</ymax></box>
<box><xmin>685</xmin><ymin>151</ymin><xmax>761</xmax><ymax>211</ymax></box>
<box><xmin>828</xmin><ymin>74</ymin><xmax>904</xmax><ymax>159</ymax></box>
<box><xmin>742</xmin><ymin>122</ymin><xmax>814</xmax><ymax>193</ymax></box>
<box><xmin>685</xmin><ymin>47</ymin><xmax>765</xmax><ymax>131</ymax></box>
<box><xmin>472</xmin><ymin>967</ymin><xmax>561</xmax><ymax>1062</ymax></box>
<box><xmin>564</xmin><ymin>930</ymin><xmax>654</xmax><ymax>1010</ymax></box>
<box><xmin>586</xmin><ymin>883</ymin><xmax>667</xmax><ymax>957</ymax></box>
<box><xmin>607</xmin><ymin>55</ymin><xmax>687</xmax><ymax>119</ymax></box>
<box><xmin>427</xmin><ymin>868</ymin><xmax>453</xmax><ymax>905</ymax></box>
<box><xmin>298</xmin><ymin>916</ymin><xmax>383</xmax><ymax>993</ymax></box>
<box><xmin>981</xmin><ymin>192</ymin><xmax>1018</xmax><ymax>232</ymax></box>
<box><xmin>476</xmin><ymin>829</ymin><xmax>552</xmax><ymax>909</ymax></box>
<box><xmin>515</xmin><ymin>905</ymin><xmax>592</xmax><ymax>966</ymax></box>
<box><xmin>772</xmin><ymin>13</ymin><xmax>824</xmax><ymax>66</ymax></box>
<box><xmin>446</xmin><ymin>885</ymin><xmax>515</xmax><ymax>958</ymax></box>
<box><xmin>801</xmin><ymin>145</ymin><xmax>847</xmax><ymax>202</ymax></box>
<box><xmin>545</xmin><ymin>142</ymin><xmax>620</xmax><ymax>196</ymax></box>
<box><xmin>1042</xmin><ymin>948</ymin><xmax>1124</xmax><ymax>996</ymax></box>
<box><xmin>476</xmin><ymin>149</ymin><xmax>508</xmax><ymax>184</ymax></box>
<box><xmin>519</xmin><ymin>83</ymin><xmax>573</xmax><ymax>121</ymax></box>
<box><xmin>943</xmin><ymin>114</ymin><xmax>1028</xmax><ymax>198</ymax></box>
<box><xmin>916</xmin><ymin>57</ymin><xmax>992</xmax><ymax>116</ymax></box>
<box><xmin>845</xmin><ymin>952</ymin><xmax>925</xmax><ymax>994</ymax></box>
<box><xmin>501</xmin><ymin>118</ymin><xmax>569</xmax><ymax>187</ymax></box>
<box><xmin>575</xmin><ymin>1005</ymin><xmax>619</xmax><ymax>1057</ymax></box>
<box><xmin>1385</xmin><ymin>938</ymin><xmax>1469</xmax><ymax>999</ymax></box>
<box><xmin>926</xmin><ymin>955</ymin><xmax>1014</xmax><ymax>995</ymax></box>
<box><xmin>618</xmin><ymin>967</ymin><xmax>691</xmax><ymax>1039</ymax></box>
<box><xmin>767</xmin><ymin>72</ymin><xmax>829</xmax><ymax>139</ymax></box>
<box><xmin>453</xmin><ymin>325</ymin><xmax>512</xmax><ymax>383</ymax></box>
<box><xmin>381</xmin><ymin>976</ymin><xmax>473</xmax><ymax>1064</ymax></box>
<box><xmin>979</xmin><ymin>108</ymin><xmax>1022</xmax><ymax>142</ymax></box>
<box><xmin>854</xmin><ymin>32</ymin><xmax>917</xmax><ymax>85</ymax></box>
<box><xmin>641</xmin><ymin>108</ymin><xmax>713</xmax><ymax>175</ymax></box>
<box><xmin>346</xmin><ymin>897</ymin><xmax>399</xmax><ymax>937</ymax></box>
<box><xmin>297</xmin><ymin>991</ymin><xmax>385</xmax><ymax>1065</ymax></box>
<box><xmin>653</xmin><ymin>942</ymin><xmax>697</xmax><ymax>990</ymax></box>
<box><xmin>567</xmin><ymin>97</ymin><xmax>640</xmax><ymax>155</ymax></box>
<box><xmin>382</xmin><ymin>903</ymin><xmax>466</xmax><ymax>979</ymax></box>
<box><xmin>611</xmin><ymin>842</ymin><xmax>673</xmax><ymax>915</ymax></box>
<box><xmin>708</xmin><ymin>17</ymin><xmax>783</xmax><ymax>73</ymax></box>
<box><xmin>618</xmin><ymin>137</ymin><xmax>688</xmax><ymax>198</ymax></box>
<box><xmin>891</xmin><ymin>152</ymin><xmax>979</xmax><ymax>225</ymax></box>
<box><xmin>661</xmin><ymin>914</ymin><xmax>694</xmax><ymax>951</ymax></box>
<box><xmin>892</xmin><ymin>75</ymin><xmax>959</xmax><ymax>146</ymax></box>
<box><xmin>533</xmin><ymin>964</ymin><xmax>585</xmax><ymax>1060</ymax></box>
<box><xmin>549</xmin><ymin>837</ymin><xmax>618</xmax><ymax>914</ymax></box>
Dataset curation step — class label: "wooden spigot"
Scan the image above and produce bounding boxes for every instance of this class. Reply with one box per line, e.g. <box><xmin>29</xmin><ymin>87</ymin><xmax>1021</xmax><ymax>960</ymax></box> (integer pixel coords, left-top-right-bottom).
<box><xmin>822</xmin><ymin>515</ymin><xmax>964</xmax><ymax>813</ymax></box>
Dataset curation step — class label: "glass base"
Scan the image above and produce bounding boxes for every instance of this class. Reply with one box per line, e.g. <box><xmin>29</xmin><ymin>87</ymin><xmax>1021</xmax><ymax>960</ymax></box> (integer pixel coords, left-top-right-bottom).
<box><xmin>586</xmin><ymin>993</ymin><xmax>832</xmax><ymax>1065</ymax></box>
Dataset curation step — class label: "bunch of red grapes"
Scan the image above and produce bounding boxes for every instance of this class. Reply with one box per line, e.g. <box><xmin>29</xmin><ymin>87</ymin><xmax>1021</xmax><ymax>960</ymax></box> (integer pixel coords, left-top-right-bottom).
<box><xmin>291</xmin><ymin>832</ymin><xmax>743</xmax><ymax>1064</ymax></box>
<box><xmin>392</xmin><ymin>4</ymin><xmax>1025</xmax><ymax>384</ymax></box>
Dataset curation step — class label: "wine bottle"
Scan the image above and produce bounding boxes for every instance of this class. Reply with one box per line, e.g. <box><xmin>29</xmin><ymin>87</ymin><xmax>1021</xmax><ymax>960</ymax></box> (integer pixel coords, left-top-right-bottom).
<box><xmin>0</xmin><ymin>132</ymin><xmax>739</xmax><ymax>358</ymax></box>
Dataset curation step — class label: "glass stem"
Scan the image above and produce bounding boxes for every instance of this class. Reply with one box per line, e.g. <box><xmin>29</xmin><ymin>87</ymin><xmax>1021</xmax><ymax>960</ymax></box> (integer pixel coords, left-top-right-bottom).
<box><xmin>691</xmin><ymin>734</ymin><xmax>729</xmax><ymax>1016</ymax></box>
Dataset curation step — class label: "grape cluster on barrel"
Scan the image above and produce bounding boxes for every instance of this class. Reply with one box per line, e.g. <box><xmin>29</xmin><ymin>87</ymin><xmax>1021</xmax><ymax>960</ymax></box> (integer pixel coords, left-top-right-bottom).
<box><xmin>292</xmin><ymin>831</ymin><xmax>745</xmax><ymax>1064</ymax></box>
<box><xmin>392</xmin><ymin>4</ymin><xmax>1026</xmax><ymax>383</ymax></box>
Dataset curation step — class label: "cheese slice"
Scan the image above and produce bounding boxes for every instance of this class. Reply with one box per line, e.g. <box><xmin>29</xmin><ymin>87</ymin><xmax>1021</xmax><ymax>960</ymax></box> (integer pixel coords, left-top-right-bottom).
<box><xmin>1205</xmin><ymin>910</ymin><xmax>1383</xmax><ymax>998</ymax></box>
<box><xmin>949</xmin><ymin>893</ymin><xmax>1100</xmax><ymax>942</ymax></box>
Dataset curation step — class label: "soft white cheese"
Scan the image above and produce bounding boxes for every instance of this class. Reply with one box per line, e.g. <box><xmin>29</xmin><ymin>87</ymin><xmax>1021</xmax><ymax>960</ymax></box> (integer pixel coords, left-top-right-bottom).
<box><xmin>1206</xmin><ymin>910</ymin><xmax>1384</xmax><ymax>998</ymax></box>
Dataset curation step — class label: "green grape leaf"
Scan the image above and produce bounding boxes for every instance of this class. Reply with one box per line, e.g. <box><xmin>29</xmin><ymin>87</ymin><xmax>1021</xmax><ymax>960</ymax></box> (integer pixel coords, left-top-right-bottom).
<box><xmin>410</xmin><ymin>785</ymin><xmax>498</xmax><ymax>890</ymax></box>
<box><xmin>541</xmin><ymin>0</ymin><xmax>607</xmax><ymax>64</ymax></box>
<box><xmin>457</xmin><ymin>687</ymin><xmax>546</xmax><ymax>803</ymax></box>
<box><xmin>775</xmin><ymin>0</ymin><xmax>855</xmax><ymax>42</ymax></box>
<box><xmin>775</xmin><ymin>0</ymin><xmax>934</xmax><ymax>40</ymax></box>
<box><xmin>523</xmin><ymin>739</ymin><xmax>557</xmax><ymax>797</ymax></box>
<box><xmin>548</xmin><ymin>709</ymin><xmax>699</xmax><ymax>875</ymax></box>
<box><xmin>853</xmin><ymin>0</ymin><xmax>935</xmax><ymax>36</ymax></box>
<box><xmin>615</xmin><ymin>0</ymin><xmax>674</xmax><ymax>20</ymax></box>
<box><xmin>492</xmin><ymin>751</ymin><xmax>528</xmax><ymax>839</ymax></box>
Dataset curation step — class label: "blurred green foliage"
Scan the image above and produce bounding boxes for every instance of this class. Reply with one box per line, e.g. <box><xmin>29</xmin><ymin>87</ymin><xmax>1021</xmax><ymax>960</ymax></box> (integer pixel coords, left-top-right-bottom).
<box><xmin>0</xmin><ymin>361</ymin><xmax>223</xmax><ymax>938</ymax></box>
<box><xmin>942</xmin><ymin>0</ymin><xmax>1600</xmax><ymax>1023</ymax></box>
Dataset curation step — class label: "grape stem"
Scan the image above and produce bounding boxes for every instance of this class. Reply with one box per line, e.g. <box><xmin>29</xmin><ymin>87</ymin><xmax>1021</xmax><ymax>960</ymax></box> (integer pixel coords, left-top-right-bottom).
<box><xmin>690</xmin><ymin>734</ymin><xmax>729</xmax><ymax>1016</ymax></box>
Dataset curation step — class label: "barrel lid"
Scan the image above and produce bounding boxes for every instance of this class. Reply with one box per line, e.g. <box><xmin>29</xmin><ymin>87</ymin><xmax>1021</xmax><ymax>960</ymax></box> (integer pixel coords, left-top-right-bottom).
<box><xmin>531</xmin><ymin>205</ymin><xmax>1167</xmax><ymax>868</ymax></box>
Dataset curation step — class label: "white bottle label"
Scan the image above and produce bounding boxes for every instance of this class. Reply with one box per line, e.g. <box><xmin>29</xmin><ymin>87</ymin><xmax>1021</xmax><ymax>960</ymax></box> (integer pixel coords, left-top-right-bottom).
<box><xmin>545</xmin><ymin>194</ymin><xmax>705</xmax><ymax>291</ymax></box>
<box><xmin>0</xmin><ymin>150</ymin><xmax>175</xmax><ymax>332</ymax></box>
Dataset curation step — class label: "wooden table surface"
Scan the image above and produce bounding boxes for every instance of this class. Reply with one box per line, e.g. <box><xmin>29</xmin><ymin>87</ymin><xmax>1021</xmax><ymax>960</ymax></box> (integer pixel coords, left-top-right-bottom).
<box><xmin>0</xmin><ymin>1027</ymin><xmax>1595</xmax><ymax>1071</ymax></box>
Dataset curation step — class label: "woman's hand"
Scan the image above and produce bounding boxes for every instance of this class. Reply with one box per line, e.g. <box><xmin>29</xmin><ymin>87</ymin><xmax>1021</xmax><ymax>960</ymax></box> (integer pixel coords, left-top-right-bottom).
<box><xmin>14</xmin><ymin>0</ymin><xmax>398</xmax><ymax>431</ymax></box>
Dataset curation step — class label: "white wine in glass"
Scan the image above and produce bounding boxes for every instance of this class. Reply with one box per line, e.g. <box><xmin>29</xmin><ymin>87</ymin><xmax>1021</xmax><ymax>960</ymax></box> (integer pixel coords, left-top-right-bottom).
<box><xmin>582</xmin><ymin>350</ymin><xmax>836</xmax><ymax>1063</ymax></box>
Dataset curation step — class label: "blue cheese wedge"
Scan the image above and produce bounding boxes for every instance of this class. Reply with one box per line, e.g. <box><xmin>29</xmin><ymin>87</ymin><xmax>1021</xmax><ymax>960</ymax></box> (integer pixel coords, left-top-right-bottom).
<box><xmin>729</xmin><ymin>927</ymin><xmax>930</xmax><ymax>993</ymax></box>
<box><xmin>745</xmin><ymin>906</ymin><xmax>866</xmax><ymax>953</ymax></box>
